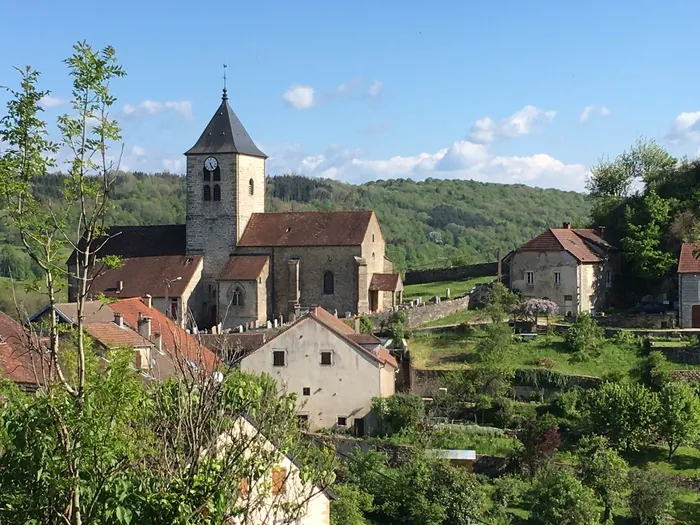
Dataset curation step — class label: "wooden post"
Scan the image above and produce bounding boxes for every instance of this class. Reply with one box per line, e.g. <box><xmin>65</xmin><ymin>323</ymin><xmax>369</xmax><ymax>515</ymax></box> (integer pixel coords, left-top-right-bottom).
<box><xmin>497</xmin><ymin>248</ymin><xmax>502</xmax><ymax>283</ymax></box>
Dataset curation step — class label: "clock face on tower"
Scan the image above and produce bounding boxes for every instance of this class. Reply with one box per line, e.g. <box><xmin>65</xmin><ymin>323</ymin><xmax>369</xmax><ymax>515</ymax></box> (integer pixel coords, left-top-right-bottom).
<box><xmin>204</xmin><ymin>156</ymin><xmax>218</xmax><ymax>171</ymax></box>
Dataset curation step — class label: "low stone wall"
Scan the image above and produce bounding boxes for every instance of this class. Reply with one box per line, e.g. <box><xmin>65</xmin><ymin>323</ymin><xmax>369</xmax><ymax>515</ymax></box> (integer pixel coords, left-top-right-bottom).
<box><xmin>660</xmin><ymin>346</ymin><xmax>700</xmax><ymax>365</ymax></box>
<box><xmin>404</xmin><ymin>262</ymin><xmax>499</xmax><ymax>285</ymax></box>
<box><xmin>593</xmin><ymin>312</ymin><xmax>678</xmax><ymax>329</ymax></box>
<box><xmin>370</xmin><ymin>295</ymin><xmax>470</xmax><ymax>328</ymax></box>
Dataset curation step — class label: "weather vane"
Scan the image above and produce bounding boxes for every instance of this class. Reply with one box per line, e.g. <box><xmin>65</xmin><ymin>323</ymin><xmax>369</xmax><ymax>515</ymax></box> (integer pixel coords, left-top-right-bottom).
<box><xmin>222</xmin><ymin>63</ymin><xmax>228</xmax><ymax>100</ymax></box>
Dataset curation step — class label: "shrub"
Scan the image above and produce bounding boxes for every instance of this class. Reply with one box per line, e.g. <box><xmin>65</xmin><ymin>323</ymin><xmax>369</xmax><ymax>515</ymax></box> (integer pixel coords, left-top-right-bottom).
<box><xmin>330</xmin><ymin>483</ymin><xmax>373</xmax><ymax>525</ymax></box>
<box><xmin>359</xmin><ymin>316</ymin><xmax>374</xmax><ymax>335</ymax></box>
<box><xmin>491</xmin><ymin>474</ymin><xmax>526</xmax><ymax>509</ymax></box>
<box><xmin>566</xmin><ymin>313</ymin><xmax>604</xmax><ymax>359</ymax></box>
<box><xmin>527</xmin><ymin>467</ymin><xmax>600</xmax><ymax>525</ymax></box>
<box><xmin>628</xmin><ymin>469</ymin><xmax>673</xmax><ymax>525</ymax></box>
<box><xmin>492</xmin><ymin>397</ymin><xmax>514</xmax><ymax>428</ymax></box>
<box><xmin>613</xmin><ymin>329</ymin><xmax>640</xmax><ymax>346</ymax></box>
<box><xmin>538</xmin><ymin>358</ymin><xmax>555</xmax><ymax>369</ymax></box>
<box><xmin>372</xmin><ymin>393</ymin><xmax>424</xmax><ymax>436</ymax></box>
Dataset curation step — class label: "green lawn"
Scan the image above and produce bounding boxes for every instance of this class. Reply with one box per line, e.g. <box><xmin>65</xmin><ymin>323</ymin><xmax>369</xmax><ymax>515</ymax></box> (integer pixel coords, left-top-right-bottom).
<box><xmin>409</xmin><ymin>330</ymin><xmax>700</xmax><ymax>377</ymax></box>
<box><xmin>422</xmin><ymin>309</ymin><xmax>485</xmax><ymax>327</ymax></box>
<box><xmin>402</xmin><ymin>276</ymin><xmax>495</xmax><ymax>303</ymax></box>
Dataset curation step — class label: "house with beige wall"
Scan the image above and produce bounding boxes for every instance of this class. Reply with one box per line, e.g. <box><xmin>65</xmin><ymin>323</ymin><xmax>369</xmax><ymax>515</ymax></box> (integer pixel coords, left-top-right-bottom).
<box><xmin>678</xmin><ymin>243</ymin><xmax>700</xmax><ymax>328</ymax></box>
<box><xmin>241</xmin><ymin>306</ymin><xmax>398</xmax><ymax>435</ymax></box>
<box><xmin>504</xmin><ymin>224</ymin><xmax>618</xmax><ymax>316</ymax></box>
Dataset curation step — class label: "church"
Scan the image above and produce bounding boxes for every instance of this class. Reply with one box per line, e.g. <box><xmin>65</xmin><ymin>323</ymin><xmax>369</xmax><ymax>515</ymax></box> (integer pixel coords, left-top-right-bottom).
<box><xmin>70</xmin><ymin>89</ymin><xmax>403</xmax><ymax>331</ymax></box>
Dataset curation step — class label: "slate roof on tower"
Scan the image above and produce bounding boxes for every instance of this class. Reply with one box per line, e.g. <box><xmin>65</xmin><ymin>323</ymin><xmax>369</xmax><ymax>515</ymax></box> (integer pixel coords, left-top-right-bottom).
<box><xmin>185</xmin><ymin>95</ymin><xmax>267</xmax><ymax>158</ymax></box>
<box><xmin>237</xmin><ymin>211</ymin><xmax>374</xmax><ymax>247</ymax></box>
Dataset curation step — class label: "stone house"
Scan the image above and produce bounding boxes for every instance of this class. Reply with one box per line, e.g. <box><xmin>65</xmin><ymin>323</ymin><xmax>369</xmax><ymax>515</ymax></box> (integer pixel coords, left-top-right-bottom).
<box><xmin>69</xmin><ymin>90</ymin><xmax>401</xmax><ymax>331</ymax></box>
<box><xmin>678</xmin><ymin>243</ymin><xmax>700</xmax><ymax>328</ymax></box>
<box><xmin>240</xmin><ymin>306</ymin><xmax>398</xmax><ymax>435</ymax></box>
<box><xmin>504</xmin><ymin>223</ymin><xmax>618</xmax><ymax>316</ymax></box>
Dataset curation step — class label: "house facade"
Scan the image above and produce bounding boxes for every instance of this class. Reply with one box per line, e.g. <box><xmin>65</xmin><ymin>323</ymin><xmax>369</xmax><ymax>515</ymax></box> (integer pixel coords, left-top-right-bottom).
<box><xmin>505</xmin><ymin>224</ymin><xmax>618</xmax><ymax>316</ymax></box>
<box><xmin>678</xmin><ymin>243</ymin><xmax>700</xmax><ymax>328</ymax></box>
<box><xmin>241</xmin><ymin>306</ymin><xmax>397</xmax><ymax>434</ymax></box>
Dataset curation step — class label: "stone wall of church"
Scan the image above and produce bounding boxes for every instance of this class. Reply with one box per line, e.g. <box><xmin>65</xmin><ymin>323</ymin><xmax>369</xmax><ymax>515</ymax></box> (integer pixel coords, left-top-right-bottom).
<box><xmin>235</xmin><ymin>155</ymin><xmax>265</xmax><ymax>243</ymax></box>
<box><xmin>216</xmin><ymin>261</ymin><xmax>270</xmax><ymax>330</ymax></box>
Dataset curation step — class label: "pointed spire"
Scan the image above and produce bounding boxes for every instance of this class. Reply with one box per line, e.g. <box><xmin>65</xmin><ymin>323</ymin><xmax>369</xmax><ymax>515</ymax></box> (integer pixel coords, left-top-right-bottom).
<box><xmin>222</xmin><ymin>64</ymin><xmax>228</xmax><ymax>101</ymax></box>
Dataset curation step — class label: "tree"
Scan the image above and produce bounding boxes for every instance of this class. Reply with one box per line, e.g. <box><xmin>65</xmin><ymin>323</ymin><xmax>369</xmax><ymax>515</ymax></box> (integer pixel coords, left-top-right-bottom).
<box><xmin>331</xmin><ymin>484</ymin><xmax>373</xmax><ymax>525</ymax></box>
<box><xmin>527</xmin><ymin>467</ymin><xmax>600</xmax><ymax>525</ymax></box>
<box><xmin>473</xmin><ymin>322</ymin><xmax>515</xmax><ymax>403</ymax></box>
<box><xmin>518</xmin><ymin>416</ymin><xmax>561</xmax><ymax>480</ymax></box>
<box><xmin>565</xmin><ymin>313</ymin><xmax>604</xmax><ymax>360</ymax></box>
<box><xmin>485</xmin><ymin>282</ymin><xmax>520</xmax><ymax>323</ymax></box>
<box><xmin>658</xmin><ymin>381</ymin><xmax>700</xmax><ymax>461</ymax></box>
<box><xmin>372</xmin><ymin>393</ymin><xmax>424</xmax><ymax>436</ymax></box>
<box><xmin>628</xmin><ymin>469</ymin><xmax>673</xmax><ymax>525</ymax></box>
<box><xmin>585</xmin><ymin>382</ymin><xmax>660</xmax><ymax>451</ymax></box>
<box><xmin>519</xmin><ymin>298</ymin><xmax>559</xmax><ymax>326</ymax></box>
<box><xmin>575</xmin><ymin>435</ymin><xmax>628</xmax><ymax>524</ymax></box>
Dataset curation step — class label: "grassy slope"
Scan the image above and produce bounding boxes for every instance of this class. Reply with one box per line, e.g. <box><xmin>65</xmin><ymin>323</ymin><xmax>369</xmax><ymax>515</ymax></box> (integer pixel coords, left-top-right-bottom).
<box><xmin>402</xmin><ymin>275</ymin><xmax>495</xmax><ymax>302</ymax></box>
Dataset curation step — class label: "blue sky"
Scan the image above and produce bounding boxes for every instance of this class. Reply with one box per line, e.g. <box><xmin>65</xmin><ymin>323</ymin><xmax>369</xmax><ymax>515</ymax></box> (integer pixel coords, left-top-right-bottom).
<box><xmin>2</xmin><ymin>0</ymin><xmax>700</xmax><ymax>191</ymax></box>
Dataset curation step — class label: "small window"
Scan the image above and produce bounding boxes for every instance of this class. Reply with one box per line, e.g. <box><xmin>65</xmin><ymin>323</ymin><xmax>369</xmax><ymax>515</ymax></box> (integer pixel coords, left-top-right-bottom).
<box><xmin>372</xmin><ymin>234</ymin><xmax>375</xmax><ymax>242</ymax></box>
<box><xmin>273</xmin><ymin>350</ymin><xmax>286</xmax><ymax>367</ymax></box>
<box><xmin>337</xmin><ymin>416</ymin><xmax>347</xmax><ymax>427</ymax></box>
<box><xmin>564</xmin><ymin>295</ymin><xmax>573</xmax><ymax>302</ymax></box>
<box><xmin>249</xmin><ymin>178</ymin><xmax>254</xmax><ymax>196</ymax></box>
<box><xmin>526</xmin><ymin>271</ymin><xmax>534</xmax><ymax>285</ymax></box>
<box><xmin>203</xmin><ymin>184</ymin><xmax>211</xmax><ymax>201</ymax></box>
<box><xmin>320</xmin><ymin>351</ymin><xmax>333</xmax><ymax>366</ymax></box>
<box><xmin>231</xmin><ymin>286</ymin><xmax>243</xmax><ymax>307</ymax></box>
<box><xmin>213</xmin><ymin>167</ymin><xmax>220</xmax><ymax>181</ymax></box>
<box><xmin>170</xmin><ymin>299</ymin><xmax>178</xmax><ymax>320</ymax></box>
<box><xmin>554</xmin><ymin>271</ymin><xmax>561</xmax><ymax>286</ymax></box>
<box><xmin>203</xmin><ymin>168</ymin><xmax>210</xmax><ymax>182</ymax></box>
<box><xmin>213</xmin><ymin>184</ymin><xmax>221</xmax><ymax>201</ymax></box>
<box><xmin>323</xmin><ymin>271</ymin><xmax>334</xmax><ymax>295</ymax></box>
<box><xmin>272</xmin><ymin>466</ymin><xmax>287</xmax><ymax>494</ymax></box>
<box><xmin>302</xmin><ymin>387</ymin><xmax>310</xmax><ymax>396</ymax></box>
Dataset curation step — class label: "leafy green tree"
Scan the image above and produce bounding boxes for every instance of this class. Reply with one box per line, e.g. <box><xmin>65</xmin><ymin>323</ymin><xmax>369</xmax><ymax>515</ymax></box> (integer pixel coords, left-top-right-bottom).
<box><xmin>658</xmin><ymin>381</ymin><xmax>700</xmax><ymax>461</ymax></box>
<box><xmin>331</xmin><ymin>484</ymin><xmax>373</xmax><ymax>525</ymax></box>
<box><xmin>527</xmin><ymin>467</ymin><xmax>600</xmax><ymax>525</ymax></box>
<box><xmin>585</xmin><ymin>382</ymin><xmax>660</xmax><ymax>451</ymax></box>
<box><xmin>638</xmin><ymin>350</ymin><xmax>671</xmax><ymax>390</ymax></box>
<box><xmin>518</xmin><ymin>416</ymin><xmax>561</xmax><ymax>480</ymax></box>
<box><xmin>628</xmin><ymin>469</ymin><xmax>673</xmax><ymax>525</ymax></box>
<box><xmin>485</xmin><ymin>282</ymin><xmax>520</xmax><ymax>323</ymax></box>
<box><xmin>474</xmin><ymin>322</ymin><xmax>515</xmax><ymax>398</ymax></box>
<box><xmin>565</xmin><ymin>313</ymin><xmax>604</xmax><ymax>360</ymax></box>
<box><xmin>372</xmin><ymin>393</ymin><xmax>424</xmax><ymax>436</ymax></box>
<box><xmin>575</xmin><ymin>435</ymin><xmax>628</xmax><ymax>524</ymax></box>
<box><xmin>359</xmin><ymin>315</ymin><xmax>374</xmax><ymax>335</ymax></box>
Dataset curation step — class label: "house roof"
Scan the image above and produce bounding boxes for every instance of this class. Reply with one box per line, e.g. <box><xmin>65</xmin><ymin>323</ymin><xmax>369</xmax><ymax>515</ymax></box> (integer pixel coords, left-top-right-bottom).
<box><xmin>237</xmin><ymin>211</ymin><xmax>374</xmax><ymax>247</ymax></box>
<box><xmin>185</xmin><ymin>95</ymin><xmax>267</xmax><ymax>158</ymax></box>
<box><xmin>369</xmin><ymin>273</ymin><xmax>403</xmax><ymax>292</ymax></box>
<box><xmin>84</xmin><ymin>321</ymin><xmax>154</xmax><ymax>349</ymax></box>
<box><xmin>573</xmin><ymin>229</ymin><xmax>617</xmax><ymax>250</ymax></box>
<box><xmin>29</xmin><ymin>301</ymin><xmax>117</xmax><ymax>325</ymax></box>
<box><xmin>109</xmin><ymin>297</ymin><xmax>219</xmax><ymax>373</ymax></box>
<box><xmin>217</xmin><ymin>256</ymin><xmax>268</xmax><ymax>281</ymax></box>
<box><xmin>199</xmin><ymin>333</ymin><xmax>267</xmax><ymax>363</ymax></box>
<box><xmin>90</xmin><ymin>255</ymin><xmax>202</xmax><ymax>298</ymax></box>
<box><xmin>517</xmin><ymin>228</ymin><xmax>602</xmax><ymax>263</ymax></box>
<box><xmin>679</xmin><ymin>243</ymin><xmax>700</xmax><ymax>273</ymax></box>
<box><xmin>0</xmin><ymin>311</ymin><xmax>39</xmax><ymax>386</ymax></box>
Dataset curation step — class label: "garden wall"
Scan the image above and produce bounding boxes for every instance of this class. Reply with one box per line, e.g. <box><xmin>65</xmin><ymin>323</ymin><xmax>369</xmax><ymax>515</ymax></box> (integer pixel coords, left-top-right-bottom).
<box><xmin>660</xmin><ymin>346</ymin><xmax>700</xmax><ymax>365</ymax></box>
<box><xmin>369</xmin><ymin>295</ymin><xmax>471</xmax><ymax>328</ymax></box>
<box><xmin>593</xmin><ymin>312</ymin><xmax>678</xmax><ymax>329</ymax></box>
<box><xmin>404</xmin><ymin>262</ymin><xmax>500</xmax><ymax>285</ymax></box>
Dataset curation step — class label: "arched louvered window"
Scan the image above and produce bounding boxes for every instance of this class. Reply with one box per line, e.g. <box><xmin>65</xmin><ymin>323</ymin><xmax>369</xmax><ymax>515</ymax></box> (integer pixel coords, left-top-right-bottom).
<box><xmin>213</xmin><ymin>184</ymin><xmax>221</xmax><ymax>201</ymax></box>
<box><xmin>203</xmin><ymin>185</ymin><xmax>211</xmax><ymax>201</ymax></box>
<box><xmin>213</xmin><ymin>167</ymin><xmax>221</xmax><ymax>181</ymax></box>
<box><xmin>249</xmin><ymin>178</ymin><xmax>254</xmax><ymax>195</ymax></box>
<box><xmin>203</xmin><ymin>168</ymin><xmax>210</xmax><ymax>182</ymax></box>
<box><xmin>323</xmin><ymin>271</ymin><xmax>334</xmax><ymax>295</ymax></box>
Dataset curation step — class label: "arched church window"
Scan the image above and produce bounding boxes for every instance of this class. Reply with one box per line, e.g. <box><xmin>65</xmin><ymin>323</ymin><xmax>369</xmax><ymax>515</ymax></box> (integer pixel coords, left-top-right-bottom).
<box><xmin>203</xmin><ymin>168</ymin><xmax>210</xmax><ymax>182</ymax></box>
<box><xmin>249</xmin><ymin>178</ymin><xmax>254</xmax><ymax>196</ymax></box>
<box><xmin>213</xmin><ymin>167</ymin><xmax>221</xmax><ymax>181</ymax></box>
<box><xmin>213</xmin><ymin>184</ymin><xmax>221</xmax><ymax>201</ymax></box>
<box><xmin>203</xmin><ymin>185</ymin><xmax>211</xmax><ymax>201</ymax></box>
<box><xmin>232</xmin><ymin>287</ymin><xmax>243</xmax><ymax>307</ymax></box>
<box><xmin>323</xmin><ymin>271</ymin><xmax>334</xmax><ymax>295</ymax></box>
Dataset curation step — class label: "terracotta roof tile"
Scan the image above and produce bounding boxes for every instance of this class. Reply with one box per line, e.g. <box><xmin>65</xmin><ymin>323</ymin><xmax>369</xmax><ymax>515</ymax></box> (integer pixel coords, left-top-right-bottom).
<box><xmin>84</xmin><ymin>322</ymin><xmax>154</xmax><ymax>349</ymax></box>
<box><xmin>518</xmin><ymin>228</ymin><xmax>601</xmax><ymax>263</ymax></box>
<box><xmin>573</xmin><ymin>229</ymin><xmax>617</xmax><ymax>250</ymax></box>
<box><xmin>217</xmin><ymin>256</ymin><xmax>268</xmax><ymax>281</ymax></box>
<box><xmin>0</xmin><ymin>312</ymin><xmax>39</xmax><ymax>385</ymax></box>
<box><xmin>109</xmin><ymin>298</ymin><xmax>219</xmax><ymax>374</ymax></box>
<box><xmin>30</xmin><ymin>301</ymin><xmax>117</xmax><ymax>324</ymax></box>
<box><xmin>90</xmin><ymin>255</ymin><xmax>202</xmax><ymax>298</ymax></box>
<box><xmin>237</xmin><ymin>211</ymin><xmax>373</xmax><ymax>247</ymax></box>
<box><xmin>347</xmin><ymin>334</ymin><xmax>382</xmax><ymax>345</ymax></box>
<box><xmin>369</xmin><ymin>273</ymin><xmax>403</xmax><ymax>292</ymax></box>
<box><xmin>678</xmin><ymin>243</ymin><xmax>700</xmax><ymax>273</ymax></box>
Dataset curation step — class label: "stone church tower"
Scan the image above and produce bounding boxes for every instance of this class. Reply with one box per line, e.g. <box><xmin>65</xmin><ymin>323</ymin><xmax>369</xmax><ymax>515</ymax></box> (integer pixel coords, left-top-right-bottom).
<box><xmin>184</xmin><ymin>88</ymin><xmax>267</xmax><ymax>324</ymax></box>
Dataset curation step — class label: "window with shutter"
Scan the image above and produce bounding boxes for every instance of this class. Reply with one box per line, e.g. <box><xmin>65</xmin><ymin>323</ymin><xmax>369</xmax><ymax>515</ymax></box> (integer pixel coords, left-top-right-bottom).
<box><xmin>320</xmin><ymin>351</ymin><xmax>332</xmax><ymax>366</ymax></box>
<box><xmin>273</xmin><ymin>350</ymin><xmax>286</xmax><ymax>367</ymax></box>
<box><xmin>272</xmin><ymin>466</ymin><xmax>287</xmax><ymax>494</ymax></box>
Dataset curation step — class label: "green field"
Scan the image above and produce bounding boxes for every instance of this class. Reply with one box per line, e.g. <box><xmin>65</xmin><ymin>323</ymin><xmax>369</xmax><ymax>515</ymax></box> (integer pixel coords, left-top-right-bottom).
<box><xmin>402</xmin><ymin>276</ymin><xmax>495</xmax><ymax>303</ymax></box>
<box><xmin>0</xmin><ymin>276</ymin><xmax>64</xmax><ymax>319</ymax></box>
<box><xmin>409</xmin><ymin>330</ymin><xmax>700</xmax><ymax>377</ymax></box>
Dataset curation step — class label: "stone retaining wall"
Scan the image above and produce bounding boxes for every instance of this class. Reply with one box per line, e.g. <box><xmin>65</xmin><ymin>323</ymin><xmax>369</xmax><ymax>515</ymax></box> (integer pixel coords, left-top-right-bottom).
<box><xmin>593</xmin><ymin>312</ymin><xmax>678</xmax><ymax>329</ymax></box>
<box><xmin>370</xmin><ymin>295</ymin><xmax>471</xmax><ymax>328</ymax></box>
<box><xmin>660</xmin><ymin>346</ymin><xmax>700</xmax><ymax>365</ymax></box>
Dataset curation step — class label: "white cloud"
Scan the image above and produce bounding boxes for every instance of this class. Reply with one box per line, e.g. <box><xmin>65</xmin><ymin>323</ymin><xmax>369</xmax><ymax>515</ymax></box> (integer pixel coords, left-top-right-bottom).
<box><xmin>122</xmin><ymin>99</ymin><xmax>193</xmax><ymax>120</ymax></box>
<box><xmin>579</xmin><ymin>104</ymin><xmax>611</xmax><ymax>123</ymax></box>
<box><xmin>367</xmin><ymin>80</ymin><xmax>383</xmax><ymax>98</ymax></box>
<box><xmin>162</xmin><ymin>158</ymin><xmax>183</xmax><ymax>173</ymax></box>
<box><xmin>39</xmin><ymin>95</ymin><xmax>68</xmax><ymax>109</ymax></box>
<box><xmin>282</xmin><ymin>84</ymin><xmax>315</xmax><ymax>109</ymax></box>
<box><xmin>668</xmin><ymin>111</ymin><xmax>700</xmax><ymax>142</ymax></box>
<box><xmin>131</xmin><ymin>145</ymin><xmax>146</xmax><ymax>156</ymax></box>
<box><xmin>468</xmin><ymin>105</ymin><xmax>556</xmax><ymax>144</ymax></box>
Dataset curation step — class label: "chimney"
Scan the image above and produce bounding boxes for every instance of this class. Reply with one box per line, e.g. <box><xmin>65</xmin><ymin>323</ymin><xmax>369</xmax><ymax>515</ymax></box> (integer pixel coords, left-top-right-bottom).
<box><xmin>117</xmin><ymin>280</ymin><xmax>124</xmax><ymax>293</ymax></box>
<box><xmin>143</xmin><ymin>294</ymin><xmax>152</xmax><ymax>309</ymax></box>
<box><xmin>562</xmin><ymin>222</ymin><xmax>571</xmax><ymax>229</ymax></box>
<box><xmin>354</xmin><ymin>317</ymin><xmax>361</xmax><ymax>335</ymax></box>
<box><xmin>138</xmin><ymin>315</ymin><xmax>152</xmax><ymax>339</ymax></box>
<box><xmin>114</xmin><ymin>312</ymin><xmax>124</xmax><ymax>328</ymax></box>
<box><xmin>154</xmin><ymin>332</ymin><xmax>162</xmax><ymax>352</ymax></box>
<box><xmin>598</xmin><ymin>226</ymin><xmax>606</xmax><ymax>239</ymax></box>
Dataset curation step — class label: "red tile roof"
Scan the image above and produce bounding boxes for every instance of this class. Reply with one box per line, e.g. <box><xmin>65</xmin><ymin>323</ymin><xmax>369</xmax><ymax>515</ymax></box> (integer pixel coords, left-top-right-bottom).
<box><xmin>109</xmin><ymin>298</ymin><xmax>219</xmax><ymax>373</ymax></box>
<box><xmin>0</xmin><ymin>312</ymin><xmax>39</xmax><ymax>385</ymax></box>
<box><xmin>518</xmin><ymin>228</ymin><xmax>602</xmax><ymax>263</ymax></box>
<box><xmin>90</xmin><ymin>255</ymin><xmax>202</xmax><ymax>299</ymax></box>
<box><xmin>573</xmin><ymin>229</ymin><xmax>616</xmax><ymax>250</ymax></box>
<box><xmin>84</xmin><ymin>322</ymin><xmax>154</xmax><ymax>349</ymax></box>
<box><xmin>237</xmin><ymin>211</ymin><xmax>373</xmax><ymax>247</ymax></box>
<box><xmin>678</xmin><ymin>243</ymin><xmax>700</xmax><ymax>273</ymax></box>
<box><xmin>369</xmin><ymin>273</ymin><xmax>403</xmax><ymax>292</ymax></box>
<box><xmin>217</xmin><ymin>256</ymin><xmax>268</xmax><ymax>281</ymax></box>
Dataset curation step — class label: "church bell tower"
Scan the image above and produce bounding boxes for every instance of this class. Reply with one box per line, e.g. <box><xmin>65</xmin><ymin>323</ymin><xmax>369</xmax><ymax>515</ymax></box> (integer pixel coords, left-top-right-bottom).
<box><xmin>184</xmin><ymin>86</ymin><xmax>267</xmax><ymax>324</ymax></box>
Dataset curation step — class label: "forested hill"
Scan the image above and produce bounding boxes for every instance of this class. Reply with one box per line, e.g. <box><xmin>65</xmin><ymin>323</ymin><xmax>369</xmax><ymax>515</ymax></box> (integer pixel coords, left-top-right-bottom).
<box><xmin>0</xmin><ymin>172</ymin><xmax>590</xmax><ymax>274</ymax></box>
